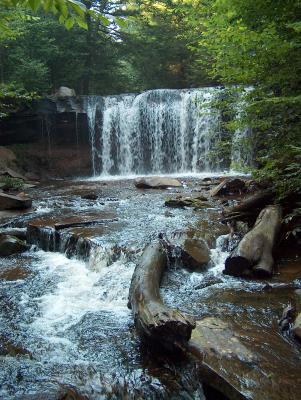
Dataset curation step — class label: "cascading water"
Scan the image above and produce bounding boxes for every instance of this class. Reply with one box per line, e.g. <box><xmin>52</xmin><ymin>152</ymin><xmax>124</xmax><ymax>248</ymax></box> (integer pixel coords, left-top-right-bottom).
<box><xmin>84</xmin><ymin>88</ymin><xmax>226</xmax><ymax>176</ymax></box>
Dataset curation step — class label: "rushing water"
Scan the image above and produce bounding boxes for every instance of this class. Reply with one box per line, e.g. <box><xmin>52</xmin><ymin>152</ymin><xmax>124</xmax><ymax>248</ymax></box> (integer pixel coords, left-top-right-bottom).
<box><xmin>0</xmin><ymin>178</ymin><xmax>300</xmax><ymax>400</ymax></box>
<box><xmin>84</xmin><ymin>89</ymin><xmax>227</xmax><ymax>176</ymax></box>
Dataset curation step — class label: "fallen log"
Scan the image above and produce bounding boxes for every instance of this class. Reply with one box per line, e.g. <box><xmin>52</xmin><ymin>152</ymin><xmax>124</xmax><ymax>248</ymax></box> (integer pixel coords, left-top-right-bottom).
<box><xmin>128</xmin><ymin>241</ymin><xmax>195</xmax><ymax>350</ymax></box>
<box><xmin>224</xmin><ymin>189</ymin><xmax>275</xmax><ymax>217</ymax></box>
<box><xmin>224</xmin><ymin>205</ymin><xmax>282</xmax><ymax>278</ymax></box>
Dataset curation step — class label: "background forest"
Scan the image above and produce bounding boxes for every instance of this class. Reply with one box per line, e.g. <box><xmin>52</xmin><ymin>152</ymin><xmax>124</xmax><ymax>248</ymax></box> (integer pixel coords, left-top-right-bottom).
<box><xmin>0</xmin><ymin>0</ymin><xmax>301</xmax><ymax>230</ymax></box>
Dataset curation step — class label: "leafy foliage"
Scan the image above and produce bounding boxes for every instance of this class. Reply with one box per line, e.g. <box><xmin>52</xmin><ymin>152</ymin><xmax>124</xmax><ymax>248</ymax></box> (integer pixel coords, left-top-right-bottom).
<box><xmin>0</xmin><ymin>82</ymin><xmax>38</xmax><ymax>118</ymax></box>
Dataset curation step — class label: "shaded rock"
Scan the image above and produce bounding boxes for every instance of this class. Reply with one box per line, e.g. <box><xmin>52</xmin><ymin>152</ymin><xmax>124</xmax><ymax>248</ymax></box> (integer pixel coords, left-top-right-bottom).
<box><xmin>0</xmin><ymin>147</ymin><xmax>16</xmax><ymax>164</ymax></box>
<box><xmin>225</xmin><ymin>178</ymin><xmax>246</xmax><ymax>193</ymax></box>
<box><xmin>55</xmin><ymin>86</ymin><xmax>76</xmax><ymax>99</ymax></box>
<box><xmin>292</xmin><ymin>313</ymin><xmax>301</xmax><ymax>341</ymax></box>
<box><xmin>210</xmin><ymin>178</ymin><xmax>246</xmax><ymax>197</ymax></box>
<box><xmin>0</xmin><ymin>192</ymin><xmax>32</xmax><ymax>210</ymax></box>
<box><xmin>135</xmin><ymin>177</ymin><xmax>182</xmax><ymax>189</ymax></box>
<box><xmin>165</xmin><ymin>231</ymin><xmax>210</xmax><ymax>271</ymax></box>
<box><xmin>0</xmin><ymin>235</ymin><xmax>29</xmax><ymax>256</ymax></box>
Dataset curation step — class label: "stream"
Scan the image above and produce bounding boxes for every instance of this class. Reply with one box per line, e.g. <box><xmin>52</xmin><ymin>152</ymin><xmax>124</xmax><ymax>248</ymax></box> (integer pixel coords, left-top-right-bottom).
<box><xmin>0</xmin><ymin>175</ymin><xmax>301</xmax><ymax>400</ymax></box>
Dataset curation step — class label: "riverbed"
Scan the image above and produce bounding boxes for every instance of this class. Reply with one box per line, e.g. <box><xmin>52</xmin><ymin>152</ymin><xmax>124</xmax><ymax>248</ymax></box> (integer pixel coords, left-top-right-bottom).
<box><xmin>0</xmin><ymin>177</ymin><xmax>300</xmax><ymax>400</ymax></box>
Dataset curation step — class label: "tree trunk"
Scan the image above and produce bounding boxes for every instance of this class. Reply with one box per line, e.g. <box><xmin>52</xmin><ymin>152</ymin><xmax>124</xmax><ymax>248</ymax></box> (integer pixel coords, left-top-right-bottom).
<box><xmin>224</xmin><ymin>205</ymin><xmax>282</xmax><ymax>278</ymax></box>
<box><xmin>128</xmin><ymin>241</ymin><xmax>195</xmax><ymax>350</ymax></box>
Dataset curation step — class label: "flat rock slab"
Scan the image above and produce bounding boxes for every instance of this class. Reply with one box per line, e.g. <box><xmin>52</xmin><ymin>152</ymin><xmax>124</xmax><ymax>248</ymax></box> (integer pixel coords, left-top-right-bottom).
<box><xmin>27</xmin><ymin>212</ymin><xmax>119</xmax><ymax>257</ymax></box>
<box><xmin>135</xmin><ymin>177</ymin><xmax>182</xmax><ymax>189</ymax></box>
<box><xmin>0</xmin><ymin>192</ymin><xmax>32</xmax><ymax>210</ymax></box>
<box><xmin>189</xmin><ymin>286</ymin><xmax>301</xmax><ymax>400</ymax></box>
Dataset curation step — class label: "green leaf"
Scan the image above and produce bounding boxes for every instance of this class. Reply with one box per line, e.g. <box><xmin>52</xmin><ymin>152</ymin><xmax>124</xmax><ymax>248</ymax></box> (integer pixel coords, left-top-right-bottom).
<box><xmin>28</xmin><ymin>0</ymin><xmax>40</xmax><ymax>12</ymax></box>
<box><xmin>65</xmin><ymin>17</ymin><xmax>74</xmax><ymax>29</ymax></box>
<box><xmin>115</xmin><ymin>17</ymin><xmax>128</xmax><ymax>29</ymax></box>
<box><xmin>98</xmin><ymin>15</ymin><xmax>110</xmax><ymax>27</ymax></box>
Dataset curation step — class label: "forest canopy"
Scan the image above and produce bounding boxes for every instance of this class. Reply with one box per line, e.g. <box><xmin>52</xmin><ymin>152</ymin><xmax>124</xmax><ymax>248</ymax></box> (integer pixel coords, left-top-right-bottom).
<box><xmin>0</xmin><ymin>0</ymin><xmax>300</xmax><ymax>213</ymax></box>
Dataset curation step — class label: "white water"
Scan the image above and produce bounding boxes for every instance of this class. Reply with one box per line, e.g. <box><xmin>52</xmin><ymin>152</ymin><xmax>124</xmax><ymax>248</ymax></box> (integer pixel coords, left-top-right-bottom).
<box><xmin>29</xmin><ymin>249</ymin><xmax>134</xmax><ymax>357</ymax></box>
<box><xmin>84</xmin><ymin>88</ymin><xmax>226</xmax><ymax>176</ymax></box>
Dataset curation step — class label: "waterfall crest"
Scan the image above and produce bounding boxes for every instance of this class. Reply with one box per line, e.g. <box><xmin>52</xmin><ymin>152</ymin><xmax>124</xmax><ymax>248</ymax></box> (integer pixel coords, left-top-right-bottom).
<box><xmin>84</xmin><ymin>88</ymin><xmax>227</xmax><ymax>176</ymax></box>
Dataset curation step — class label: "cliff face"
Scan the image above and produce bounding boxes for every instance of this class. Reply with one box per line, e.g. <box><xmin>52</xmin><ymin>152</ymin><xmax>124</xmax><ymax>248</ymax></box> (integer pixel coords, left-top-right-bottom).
<box><xmin>0</xmin><ymin>96</ymin><xmax>92</xmax><ymax>179</ymax></box>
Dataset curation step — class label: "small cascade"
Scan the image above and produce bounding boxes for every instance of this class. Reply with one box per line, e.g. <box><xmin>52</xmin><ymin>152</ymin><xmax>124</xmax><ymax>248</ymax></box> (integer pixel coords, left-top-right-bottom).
<box><xmin>84</xmin><ymin>88</ymin><xmax>227</xmax><ymax>176</ymax></box>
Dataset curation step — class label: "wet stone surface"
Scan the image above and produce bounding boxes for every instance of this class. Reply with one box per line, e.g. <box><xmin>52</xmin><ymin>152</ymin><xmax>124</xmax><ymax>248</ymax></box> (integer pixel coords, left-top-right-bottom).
<box><xmin>0</xmin><ymin>176</ymin><xmax>300</xmax><ymax>399</ymax></box>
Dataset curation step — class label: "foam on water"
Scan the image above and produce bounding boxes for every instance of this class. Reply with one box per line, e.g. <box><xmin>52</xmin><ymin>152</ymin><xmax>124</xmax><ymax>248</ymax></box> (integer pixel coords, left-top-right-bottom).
<box><xmin>29</xmin><ymin>250</ymin><xmax>134</xmax><ymax>346</ymax></box>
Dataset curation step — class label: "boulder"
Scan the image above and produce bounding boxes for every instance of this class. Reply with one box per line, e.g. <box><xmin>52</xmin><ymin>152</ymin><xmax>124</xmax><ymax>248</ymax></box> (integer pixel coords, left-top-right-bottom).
<box><xmin>165</xmin><ymin>231</ymin><xmax>210</xmax><ymax>270</ymax></box>
<box><xmin>135</xmin><ymin>177</ymin><xmax>182</xmax><ymax>189</ymax></box>
<box><xmin>55</xmin><ymin>86</ymin><xmax>76</xmax><ymax>99</ymax></box>
<box><xmin>292</xmin><ymin>313</ymin><xmax>301</xmax><ymax>341</ymax></box>
<box><xmin>0</xmin><ymin>192</ymin><xmax>32</xmax><ymax>210</ymax></box>
<box><xmin>0</xmin><ymin>235</ymin><xmax>29</xmax><ymax>257</ymax></box>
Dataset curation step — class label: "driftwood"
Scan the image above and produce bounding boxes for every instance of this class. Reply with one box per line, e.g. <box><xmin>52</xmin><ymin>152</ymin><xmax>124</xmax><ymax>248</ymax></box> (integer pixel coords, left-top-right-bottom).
<box><xmin>224</xmin><ymin>189</ymin><xmax>275</xmax><ymax>221</ymax></box>
<box><xmin>128</xmin><ymin>241</ymin><xmax>195</xmax><ymax>350</ymax></box>
<box><xmin>224</xmin><ymin>205</ymin><xmax>282</xmax><ymax>278</ymax></box>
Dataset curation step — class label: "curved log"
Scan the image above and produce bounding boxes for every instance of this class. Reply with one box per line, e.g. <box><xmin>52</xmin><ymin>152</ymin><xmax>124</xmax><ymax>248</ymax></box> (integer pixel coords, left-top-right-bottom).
<box><xmin>128</xmin><ymin>241</ymin><xmax>195</xmax><ymax>350</ymax></box>
<box><xmin>224</xmin><ymin>205</ymin><xmax>282</xmax><ymax>278</ymax></box>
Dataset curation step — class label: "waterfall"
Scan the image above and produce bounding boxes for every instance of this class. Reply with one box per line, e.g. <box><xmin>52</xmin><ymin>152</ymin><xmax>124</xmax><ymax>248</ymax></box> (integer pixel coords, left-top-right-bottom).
<box><xmin>84</xmin><ymin>88</ymin><xmax>228</xmax><ymax>176</ymax></box>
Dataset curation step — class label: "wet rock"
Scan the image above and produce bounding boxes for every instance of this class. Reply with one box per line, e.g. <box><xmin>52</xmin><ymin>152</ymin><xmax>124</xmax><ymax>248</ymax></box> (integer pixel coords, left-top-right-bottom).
<box><xmin>165</xmin><ymin>231</ymin><xmax>210</xmax><ymax>270</ymax></box>
<box><xmin>0</xmin><ymin>235</ymin><xmax>29</xmax><ymax>256</ymax></box>
<box><xmin>188</xmin><ymin>317</ymin><xmax>257</xmax><ymax>400</ymax></box>
<box><xmin>0</xmin><ymin>336</ymin><xmax>31</xmax><ymax>357</ymax></box>
<box><xmin>0</xmin><ymin>266</ymin><xmax>30</xmax><ymax>280</ymax></box>
<box><xmin>80</xmin><ymin>192</ymin><xmax>98</xmax><ymax>200</ymax></box>
<box><xmin>190</xmin><ymin>317</ymin><xmax>257</xmax><ymax>362</ymax></box>
<box><xmin>292</xmin><ymin>313</ymin><xmax>301</xmax><ymax>341</ymax></box>
<box><xmin>27</xmin><ymin>212</ymin><xmax>119</xmax><ymax>258</ymax></box>
<box><xmin>135</xmin><ymin>177</ymin><xmax>182</xmax><ymax>189</ymax></box>
<box><xmin>0</xmin><ymin>192</ymin><xmax>32</xmax><ymax>210</ymax></box>
<box><xmin>165</xmin><ymin>197</ymin><xmax>212</xmax><ymax>209</ymax></box>
<box><xmin>0</xmin><ymin>228</ymin><xmax>27</xmax><ymax>240</ymax></box>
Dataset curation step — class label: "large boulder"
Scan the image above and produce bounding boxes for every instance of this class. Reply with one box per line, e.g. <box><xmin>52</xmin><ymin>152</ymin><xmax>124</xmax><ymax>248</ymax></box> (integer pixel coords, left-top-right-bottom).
<box><xmin>165</xmin><ymin>231</ymin><xmax>210</xmax><ymax>270</ymax></box>
<box><xmin>55</xmin><ymin>86</ymin><xmax>76</xmax><ymax>99</ymax></box>
<box><xmin>0</xmin><ymin>235</ymin><xmax>29</xmax><ymax>257</ymax></box>
<box><xmin>135</xmin><ymin>177</ymin><xmax>182</xmax><ymax>189</ymax></box>
<box><xmin>0</xmin><ymin>192</ymin><xmax>32</xmax><ymax>210</ymax></box>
